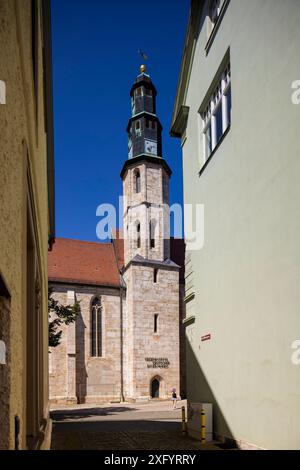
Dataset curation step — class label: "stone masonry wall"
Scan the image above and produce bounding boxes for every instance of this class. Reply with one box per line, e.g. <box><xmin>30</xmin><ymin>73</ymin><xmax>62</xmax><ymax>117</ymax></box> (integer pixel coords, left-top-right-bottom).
<box><xmin>123</xmin><ymin>163</ymin><xmax>170</xmax><ymax>265</ymax></box>
<box><xmin>123</xmin><ymin>264</ymin><xmax>180</xmax><ymax>400</ymax></box>
<box><xmin>49</xmin><ymin>284</ymin><xmax>122</xmax><ymax>404</ymax></box>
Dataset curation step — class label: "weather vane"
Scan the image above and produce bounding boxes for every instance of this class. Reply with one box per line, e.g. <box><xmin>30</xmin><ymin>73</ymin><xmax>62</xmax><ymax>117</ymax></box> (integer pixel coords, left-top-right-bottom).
<box><xmin>138</xmin><ymin>49</ymin><xmax>149</xmax><ymax>74</ymax></box>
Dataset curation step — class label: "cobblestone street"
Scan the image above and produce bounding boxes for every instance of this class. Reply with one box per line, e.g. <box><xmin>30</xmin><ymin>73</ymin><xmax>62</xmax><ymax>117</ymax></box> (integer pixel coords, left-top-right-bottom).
<box><xmin>50</xmin><ymin>400</ymin><xmax>221</xmax><ymax>450</ymax></box>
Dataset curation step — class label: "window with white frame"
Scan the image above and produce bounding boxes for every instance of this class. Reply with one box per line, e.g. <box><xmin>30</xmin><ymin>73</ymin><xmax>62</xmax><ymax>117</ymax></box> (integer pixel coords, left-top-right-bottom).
<box><xmin>201</xmin><ymin>62</ymin><xmax>231</xmax><ymax>160</ymax></box>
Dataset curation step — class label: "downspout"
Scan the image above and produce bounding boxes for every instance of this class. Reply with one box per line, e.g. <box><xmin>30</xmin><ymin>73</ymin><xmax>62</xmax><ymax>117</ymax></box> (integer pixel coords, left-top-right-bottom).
<box><xmin>42</xmin><ymin>0</ymin><xmax>55</xmax><ymax>250</ymax></box>
<box><xmin>111</xmin><ymin>234</ymin><xmax>126</xmax><ymax>402</ymax></box>
<box><xmin>119</xmin><ymin>278</ymin><xmax>125</xmax><ymax>402</ymax></box>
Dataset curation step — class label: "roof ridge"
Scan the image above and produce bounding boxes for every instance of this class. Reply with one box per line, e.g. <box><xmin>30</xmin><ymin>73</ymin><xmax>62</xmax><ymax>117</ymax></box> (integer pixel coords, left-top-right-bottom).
<box><xmin>54</xmin><ymin>237</ymin><xmax>113</xmax><ymax>247</ymax></box>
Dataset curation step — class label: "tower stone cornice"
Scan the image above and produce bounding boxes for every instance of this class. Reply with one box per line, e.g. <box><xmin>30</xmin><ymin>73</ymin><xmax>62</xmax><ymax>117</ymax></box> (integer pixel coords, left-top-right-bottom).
<box><xmin>120</xmin><ymin>154</ymin><xmax>172</xmax><ymax>179</ymax></box>
<box><xmin>121</xmin><ymin>255</ymin><xmax>180</xmax><ymax>275</ymax></box>
<box><xmin>126</xmin><ymin>112</ymin><xmax>163</xmax><ymax>133</ymax></box>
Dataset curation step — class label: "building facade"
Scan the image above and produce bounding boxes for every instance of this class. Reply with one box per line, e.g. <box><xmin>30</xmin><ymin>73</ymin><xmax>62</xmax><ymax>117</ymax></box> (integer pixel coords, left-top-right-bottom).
<box><xmin>49</xmin><ymin>68</ymin><xmax>185</xmax><ymax>403</ymax></box>
<box><xmin>171</xmin><ymin>0</ymin><xmax>300</xmax><ymax>450</ymax></box>
<box><xmin>0</xmin><ymin>0</ymin><xmax>54</xmax><ymax>450</ymax></box>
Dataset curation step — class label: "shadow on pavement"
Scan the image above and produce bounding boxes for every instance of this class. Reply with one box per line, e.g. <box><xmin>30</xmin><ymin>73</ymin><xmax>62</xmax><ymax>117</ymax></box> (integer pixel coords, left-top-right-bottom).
<box><xmin>51</xmin><ymin>406</ymin><xmax>138</xmax><ymax>421</ymax></box>
<box><xmin>53</xmin><ymin>419</ymin><xmax>194</xmax><ymax>450</ymax></box>
<box><xmin>50</xmin><ymin>419</ymin><xmax>221</xmax><ymax>450</ymax></box>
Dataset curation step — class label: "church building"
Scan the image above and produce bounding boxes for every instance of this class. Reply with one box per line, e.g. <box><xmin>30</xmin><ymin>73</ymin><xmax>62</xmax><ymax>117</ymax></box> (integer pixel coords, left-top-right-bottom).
<box><xmin>48</xmin><ymin>66</ymin><xmax>185</xmax><ymax>403</ymax></box>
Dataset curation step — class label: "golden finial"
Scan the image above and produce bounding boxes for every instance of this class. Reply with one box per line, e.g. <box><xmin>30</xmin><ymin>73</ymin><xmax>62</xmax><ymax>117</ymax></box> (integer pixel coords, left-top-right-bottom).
<box><xmin>140</xmin><ymin>64</ymin><xmax>146</xmax><ymax>74</ymax></box>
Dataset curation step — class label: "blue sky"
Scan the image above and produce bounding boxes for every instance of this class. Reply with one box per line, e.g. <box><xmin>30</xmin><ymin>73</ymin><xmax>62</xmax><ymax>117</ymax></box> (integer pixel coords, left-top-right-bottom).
<box><xmin>51</xmin><ymin>0</ymin><xmax>190</xmax><ymax>242</ymax></box>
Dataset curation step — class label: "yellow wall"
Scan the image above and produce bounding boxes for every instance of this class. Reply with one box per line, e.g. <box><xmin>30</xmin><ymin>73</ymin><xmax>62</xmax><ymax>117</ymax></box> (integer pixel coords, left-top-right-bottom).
<box><xmin>0</xmin><ymin>0</ymin><xmax>51</xmax><ymax>449</ymax></box>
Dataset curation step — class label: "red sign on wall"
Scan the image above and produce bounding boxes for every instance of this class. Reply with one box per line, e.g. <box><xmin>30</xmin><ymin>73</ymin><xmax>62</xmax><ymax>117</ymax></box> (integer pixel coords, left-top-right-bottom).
<box><xmin>201</xmin><ymin>334</ymin><xmax>211</xmax><ymax>342</ymax></box>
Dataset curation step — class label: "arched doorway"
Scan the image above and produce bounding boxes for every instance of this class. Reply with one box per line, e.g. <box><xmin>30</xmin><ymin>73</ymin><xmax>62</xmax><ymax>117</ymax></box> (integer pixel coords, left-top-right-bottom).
<box><xmin>151</xmin><ymin>378</ymin><xmax>160</xmax><ymax>398</ymax></box>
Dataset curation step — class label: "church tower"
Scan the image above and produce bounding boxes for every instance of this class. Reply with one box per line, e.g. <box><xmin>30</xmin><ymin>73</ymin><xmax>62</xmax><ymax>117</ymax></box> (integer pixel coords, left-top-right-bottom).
<box><xmin>121</xmin><ymin>65</ymin><xmax>172</xmax><ymax>265</ymax></box>
<box><xmin>121</xmin><ymin>65</ymin><xmax>180</xmax><ymax>401</ymax></box>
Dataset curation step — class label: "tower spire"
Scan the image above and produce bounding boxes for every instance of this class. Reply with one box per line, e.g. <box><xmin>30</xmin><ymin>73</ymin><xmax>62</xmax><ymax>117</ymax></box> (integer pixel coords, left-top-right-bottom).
<box><xmin>126</xmin><ymin>69</ymin><xmax>163</xmax><ymax>160</ymax></box>
<box><xmin>121</xmin><ymin>68</ymin><xmax>172</xmax><ymax>265</ymax></box>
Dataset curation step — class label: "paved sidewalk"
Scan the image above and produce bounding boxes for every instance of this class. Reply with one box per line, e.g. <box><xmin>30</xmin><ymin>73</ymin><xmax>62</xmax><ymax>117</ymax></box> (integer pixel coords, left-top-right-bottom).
<box><xmin>50</xmin><ymin>400</ymin><xmax>222</xmax><ymax>450</ymax></box>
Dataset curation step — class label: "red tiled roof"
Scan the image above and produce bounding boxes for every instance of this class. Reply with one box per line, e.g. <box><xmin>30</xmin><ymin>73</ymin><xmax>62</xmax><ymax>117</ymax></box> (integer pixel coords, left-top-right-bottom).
<box><xmin>48</xmin><ymin>238</ymin><xmax>123</xmax><ymax>288</ymax></box>
<box><xmin>49</xmin><ymin>236</ymin><xmax>185</xmax><ymax>287</ymax></box>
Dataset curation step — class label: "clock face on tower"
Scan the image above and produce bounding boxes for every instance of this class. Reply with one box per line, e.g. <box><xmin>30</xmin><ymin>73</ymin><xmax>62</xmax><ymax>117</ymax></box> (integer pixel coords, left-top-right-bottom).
<box><xmin>145</xmin><ymin>140</ymin><xmax>157</xmax><ymax>156</ymax></box>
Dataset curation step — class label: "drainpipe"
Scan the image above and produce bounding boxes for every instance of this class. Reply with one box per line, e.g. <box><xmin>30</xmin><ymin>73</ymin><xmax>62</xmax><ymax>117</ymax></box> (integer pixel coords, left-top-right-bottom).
<box><xmin>111</xmin><ymin>233</ymin><xmax>126</xmax><ymax>402</ymax></box>
<box><xmin>119</xmin><ymin>280</ymin><xmax>125</xmax><ymax>402</ymax></box>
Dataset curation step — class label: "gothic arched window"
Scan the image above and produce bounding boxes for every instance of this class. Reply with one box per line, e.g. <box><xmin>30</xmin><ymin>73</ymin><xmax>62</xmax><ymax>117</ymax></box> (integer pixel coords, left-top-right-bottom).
<box><xmin>149</xmin><ymin>219</ymin><xmax>156</xmax><ymax>249</ymax></box>
<box><xmin>91</xmin><ymin>297</ymin><xmax>102</xmax><ymax>357</ymax></box>
<box><xmin>135</xmin><ymin>169</ymin><xmax>141</xmax><ymax>193</ymax></box>
<box><xmin>136</xmin><ymin>222</ymin><xmax>141</xmax><ymax>249</ymax></box>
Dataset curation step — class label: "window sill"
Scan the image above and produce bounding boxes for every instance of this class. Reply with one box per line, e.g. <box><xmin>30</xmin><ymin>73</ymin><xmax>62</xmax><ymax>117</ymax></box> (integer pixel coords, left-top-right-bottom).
<box><xmin>205</xmin><ymin>0</ymin><xmax>231</xmax><ymax>55</ymax></box>
<box><xmin>184</xmin><ymin>292</ymin><xmax>195</xmax><ymax>304</ymax></box>
<box><xmin>183</xmin><ymin>315</ymin><xmax>195</xmax><ymax>326</ymax></box>
<box><xmin>199</xmin><ymin>125</ymin><xmax>230</xmax><ymax>177</ymax></box>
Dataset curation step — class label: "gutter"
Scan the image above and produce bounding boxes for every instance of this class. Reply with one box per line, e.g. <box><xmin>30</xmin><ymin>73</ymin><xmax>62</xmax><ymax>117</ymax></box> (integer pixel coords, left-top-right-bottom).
<box><xmin>42</xmin><ymin>0</ymin><xmax>55</xmax><ymax>250</ymax></box>
<box><xmin>170</xmin><ymin>0</ymin><xmax>204</xmax><ymax>138</ymax></box>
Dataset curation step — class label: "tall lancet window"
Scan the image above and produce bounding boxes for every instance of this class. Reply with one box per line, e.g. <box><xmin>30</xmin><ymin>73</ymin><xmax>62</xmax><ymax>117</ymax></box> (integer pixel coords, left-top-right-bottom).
<box><xmin>91</xmin><ymin>297</ymin><xmax>102</xmax><ymax>357</ymax></box>
<box><xmin>135</xmin><ymin>169</ymin><xmax>141</xmax><ymax>193</ymax></box>
<box><xmin>136</xmin><ymin>222</ymin><xmax>141</xmax><ymax>249</ymax></box>
<box><xmin>150</xmin><ymin>219</ymin><xmax>156</xmax><ymax>249</ymax></box>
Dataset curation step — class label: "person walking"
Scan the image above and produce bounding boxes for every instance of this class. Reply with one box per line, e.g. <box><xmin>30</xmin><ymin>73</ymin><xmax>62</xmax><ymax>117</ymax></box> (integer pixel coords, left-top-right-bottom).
<box><xmin>171</xmin><ymin>387</ymin><xmax>177</xmax><ymax>409</ymax></box>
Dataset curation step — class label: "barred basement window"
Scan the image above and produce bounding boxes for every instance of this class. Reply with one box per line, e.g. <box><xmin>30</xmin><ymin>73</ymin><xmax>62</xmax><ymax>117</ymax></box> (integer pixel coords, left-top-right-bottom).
<box><xmin>201</xmin><ymin>62</ymin><xmax>231</xmax><ymax>160</ymax></box>
<box><xmin>91</xmin><ymin>297</ymin><xmax>102</xmax><ymax>357</ymax></box>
